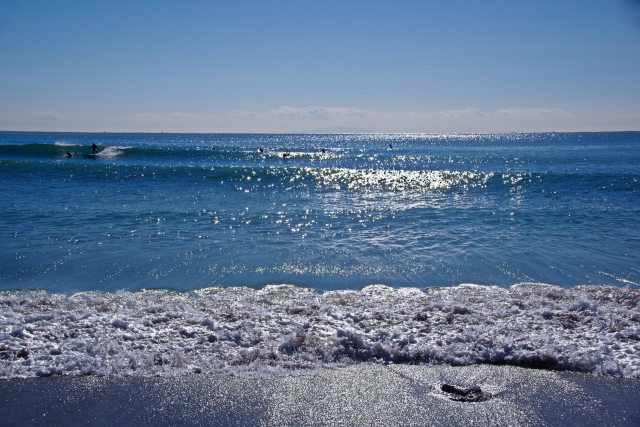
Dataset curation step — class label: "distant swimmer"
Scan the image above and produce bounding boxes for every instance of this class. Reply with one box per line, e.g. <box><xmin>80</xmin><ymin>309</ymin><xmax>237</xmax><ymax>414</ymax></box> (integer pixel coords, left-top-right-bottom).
<box><xmin>65</xmin><ymin>151</ymin><xmax>73</xmax><ymax>158</ymax></box>
<box><xmin>211</xmin><ymin>147</ymin><xmax>215</xmax><ymax>151</ymax></box>
<box><xmin>321</xmin><ymin>148</ymin><xmax>326</xmax><ymax>154</ymax></box>
<box><xmin>92</xmin><ymin>143</ymin><xmax>98</xmax><ymax>154</ymax></box>
<box><xmin>259</xmin><ymin>147</ymin><xmax>264</xmax><ymax>153</ymax></box>
<box><xmin>283</xmin><ymin>150</ymin><xmax>291</xmax><ymax>159</ymax></box>
<box><xmin>389</xmin><ymin>143</ymin><xmax>393</xmax><ymax>150</ymax></box>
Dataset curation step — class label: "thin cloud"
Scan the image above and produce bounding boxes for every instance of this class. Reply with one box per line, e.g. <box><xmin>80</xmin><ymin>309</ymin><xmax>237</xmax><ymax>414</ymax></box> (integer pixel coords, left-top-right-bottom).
<box><xmin>611</xmin><ymin>112</ymin><xmax>640</xmax><ymax>119</ymax></box>
<box><xmin>116</xmin><ymin>106</ymin><xmax>580</xmax><ymax>133</ymax></box>
<box><xmin>492</xmin><ymin>108</ymin><xmax>573</xmax><ymax>118</ymax></box>
<box><xmin>232</xmin><ymin>110</ymin><xmax>259</xmax><ymax>119</ymax></box>
<box><xmin>430</xmin><ymin>107</ymin><xmax>485</xmax><ymax>118</ymax></box>
<box><xmin>132</xmin><ymin>112</ymin><xmax>204</xmax><ymax>122</ymax></box>
<box><xmin>425</xmin><ymin>107</ymin><xmax>572</xmax><ymax>119</ymax></box>
<box><xmin>233</xmin><ymin>105</ymin><xmax>379</xmax><ymax>121</ymax></box>
<box><xmin>35</xmin><ymin>112</ymin><xmax>62</xmax><ymax>121</ymax></box>
<box><xmin>233</xmin><ymin>105</ymin><xmax>573</xmax><ymax>121</ymax></box>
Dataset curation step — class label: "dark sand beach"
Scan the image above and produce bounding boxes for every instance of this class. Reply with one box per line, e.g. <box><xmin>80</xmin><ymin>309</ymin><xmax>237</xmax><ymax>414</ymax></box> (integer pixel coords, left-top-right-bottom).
<box><xmin>1</xmin><ymin>364</ymin><xmax>639</xmax><ymax>426</ymax></box>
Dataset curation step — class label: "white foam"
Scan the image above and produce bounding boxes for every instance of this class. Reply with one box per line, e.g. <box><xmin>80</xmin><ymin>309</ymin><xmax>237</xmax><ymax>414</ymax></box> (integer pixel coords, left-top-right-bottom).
<box><xmin>96</xmin><ymin>146</ymin><xmax>125</xmax><ymax>158</ymax></box>
<box><xmin>1</xmin><ymin>283</ymin><xmax>639</xmax><ymax>379</ymax></box>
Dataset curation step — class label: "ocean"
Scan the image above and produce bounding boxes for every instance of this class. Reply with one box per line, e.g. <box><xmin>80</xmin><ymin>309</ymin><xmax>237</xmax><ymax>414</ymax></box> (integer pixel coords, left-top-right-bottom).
<box><xmin>1</xmin><ymin>131</ymin><xmax>639</xmax><ymax>379</ymax></box>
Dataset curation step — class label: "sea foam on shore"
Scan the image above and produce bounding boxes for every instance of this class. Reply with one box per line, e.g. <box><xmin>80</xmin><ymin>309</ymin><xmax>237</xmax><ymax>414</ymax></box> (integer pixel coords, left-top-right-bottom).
<box><xmin>1</xmin><ymin>283</ymin><xmax>639</xmax><ymax>379</ymax></box>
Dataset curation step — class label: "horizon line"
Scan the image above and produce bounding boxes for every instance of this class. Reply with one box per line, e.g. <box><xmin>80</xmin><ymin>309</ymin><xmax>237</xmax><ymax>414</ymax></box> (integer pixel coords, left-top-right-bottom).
<box><xmin>2</xmin><ymin>129</ymin><xmax>640</xmax><ymax>135</ymax></box>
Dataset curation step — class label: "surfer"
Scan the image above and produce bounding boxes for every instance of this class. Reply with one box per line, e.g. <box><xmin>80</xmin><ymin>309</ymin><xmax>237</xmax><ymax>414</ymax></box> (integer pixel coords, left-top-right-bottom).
<box><xmin>92</xmin><ymin>143</ymin><xmax>98</xmax><ymax>154</ymax></box>
<box><xmin>65</xmin><ymin>151</ymin><xmax>73</xmax><ymax>158</ymax></box>
<box><xmin>389</xmin><ymin>143</ymin><xmax>393</xmax><ymax>150</ymax></box>
<box><xmin>259</xmin><ymin>147</ymin><xmax>264</xmax><ymax>153</ymax></box>
<box><xmin>283</xmin><ymin>151</ymin><xmax>291</xmax><ymax>159</ymax></box>
<box><xmin>321</xmin><ymin>148</ymin><xmax>326</xmax><ymax>154</ymax></box>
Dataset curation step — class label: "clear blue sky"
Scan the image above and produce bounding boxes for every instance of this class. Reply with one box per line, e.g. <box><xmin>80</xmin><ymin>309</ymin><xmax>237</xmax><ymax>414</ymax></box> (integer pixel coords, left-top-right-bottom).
<box><xmin>1</xmin><ymin>0</ymin><xmax>639</xmax><ymax>132</ymax></box>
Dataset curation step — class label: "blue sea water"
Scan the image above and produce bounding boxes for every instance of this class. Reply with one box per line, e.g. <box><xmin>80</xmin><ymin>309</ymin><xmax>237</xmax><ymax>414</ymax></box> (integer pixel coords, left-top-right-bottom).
<box><xmin>2</xmin><ymin>131</ymin><xmax>640</xmax><ymax>379</ymax></box>
<box><xmin>1</xmin><ymin>131</ymin><xmax>639</xmax><ymax>292</ymax></box>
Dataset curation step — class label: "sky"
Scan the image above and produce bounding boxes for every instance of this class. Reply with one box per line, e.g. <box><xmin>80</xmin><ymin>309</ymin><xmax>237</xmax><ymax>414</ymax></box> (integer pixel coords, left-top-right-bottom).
<box><xmin>1</xmin><ymin>0</ymin><xmax>640</xmax><ymax>133</ymax></box>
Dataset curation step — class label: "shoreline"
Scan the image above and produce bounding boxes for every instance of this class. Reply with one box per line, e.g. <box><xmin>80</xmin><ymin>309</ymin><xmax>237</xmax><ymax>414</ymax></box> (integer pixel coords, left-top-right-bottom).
<box><xmin>2</xmin><ymin>284</ymin><xmax>640</xmax><ymax>380</ymax></box>
<box><xmin>1</xmin><ymin>364</ymin><xmax>639</xmax><ymax>426</ymax></box>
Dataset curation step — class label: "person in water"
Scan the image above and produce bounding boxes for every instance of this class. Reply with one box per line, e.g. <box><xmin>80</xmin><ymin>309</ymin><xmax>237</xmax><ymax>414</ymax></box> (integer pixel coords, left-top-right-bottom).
<box><xmin>66</xmin><ymin>151</ymin><xmax>73</xmax><ymax>158</ymax></box>
<box><xmin>92</xmin><ymin>143</ymin><xmax>98</xmax><ymax>154</ymax></box>
<box><xmin>259</xmin><ymin>147</ymin><xmax>264</xmax><ymax>153</ymax></box>
<box><xmin>283</xmin><ymin>150</ymin><xmax>291</xmax><ymax>159</ymax></box>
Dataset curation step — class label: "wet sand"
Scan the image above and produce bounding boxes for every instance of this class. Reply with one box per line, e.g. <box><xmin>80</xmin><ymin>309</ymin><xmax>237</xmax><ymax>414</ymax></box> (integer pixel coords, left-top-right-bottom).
<box><xmin>1</xmin><ymin>364</ymin><xmax>639</xmax><ymax>426</ymax></box>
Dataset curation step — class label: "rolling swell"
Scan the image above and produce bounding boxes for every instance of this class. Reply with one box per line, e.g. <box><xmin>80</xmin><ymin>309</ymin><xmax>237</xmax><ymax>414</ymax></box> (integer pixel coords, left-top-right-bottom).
<box><xmin>0</xmin><ymin>159</ymin><xmax>492</xmax><ymax>192</ymax></box>
<box><xmin>0</xmin><ymin>143</ymin><xmax>330</xmax><ymax>163</ymax></box>
<box><xmin>2</xmin><ymin>141</ymin><xmax>638</xmax><ymax>193</ymax></box>
<box><xmin>1</xmin><ymin>150</ymin><xmax>637</xmax><ymax>194</ymax></box>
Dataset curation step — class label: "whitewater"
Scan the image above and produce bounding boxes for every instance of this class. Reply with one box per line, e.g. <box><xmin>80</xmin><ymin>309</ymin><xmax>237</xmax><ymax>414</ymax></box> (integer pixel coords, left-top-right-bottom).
<box><xmin>2</xmin><ymin>284</ymin><xmax>639</xmax><ymax>379</ymax></box>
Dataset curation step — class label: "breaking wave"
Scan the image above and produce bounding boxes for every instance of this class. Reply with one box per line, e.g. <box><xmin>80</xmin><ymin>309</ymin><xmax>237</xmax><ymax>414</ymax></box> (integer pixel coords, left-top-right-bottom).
<box><xmin>1</xmin><ymin>283</ymin><xmax>639</xmax><ymax>379</ymax></box>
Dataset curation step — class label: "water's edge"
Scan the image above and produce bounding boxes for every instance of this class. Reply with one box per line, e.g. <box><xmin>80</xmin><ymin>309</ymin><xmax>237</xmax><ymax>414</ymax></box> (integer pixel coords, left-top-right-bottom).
<box><xmin>2</xmin><ymin>283</ymin><xmax>639</xmax><ymax>379</ymax></box>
